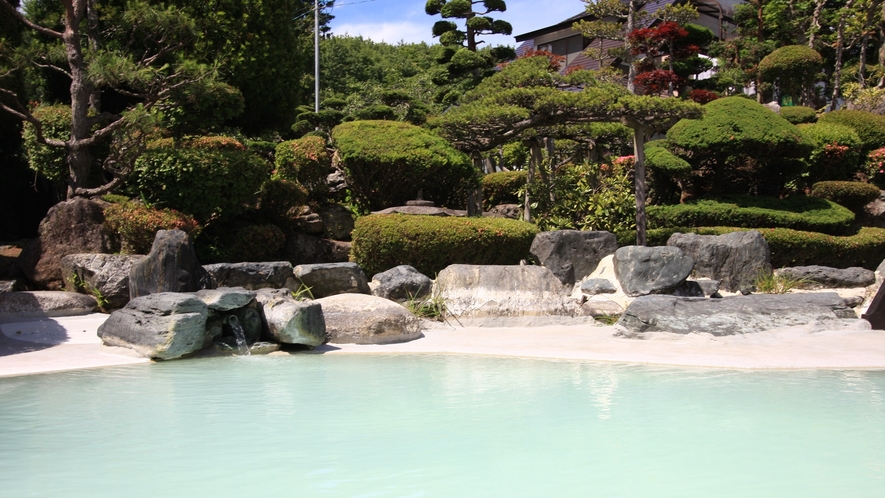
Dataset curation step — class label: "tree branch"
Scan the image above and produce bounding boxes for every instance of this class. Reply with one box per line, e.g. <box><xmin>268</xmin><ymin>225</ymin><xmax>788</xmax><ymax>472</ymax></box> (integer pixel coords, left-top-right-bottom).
<box><xmin>0</xmin><ymin>89</ymin><xmax>66</xmax><ymax>147</ymax></box>
<box><xmin>0</xmin><ymin>0</ymin><xmax>64</xmax><ymax>39</ymax></box>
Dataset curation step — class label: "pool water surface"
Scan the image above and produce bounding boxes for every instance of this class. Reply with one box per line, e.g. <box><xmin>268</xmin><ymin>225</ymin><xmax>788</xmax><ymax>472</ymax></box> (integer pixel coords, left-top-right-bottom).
<box><xmin>0</xmin><ymin>354</ymin><xmax>883</xmax><ymax>496</ymax></box>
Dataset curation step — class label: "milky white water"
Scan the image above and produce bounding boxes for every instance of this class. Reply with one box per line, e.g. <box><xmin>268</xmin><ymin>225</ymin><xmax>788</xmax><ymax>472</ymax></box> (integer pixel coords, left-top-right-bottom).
<box><xmin>0</xmin><ymin>354</ymin><xmax>883</xmax><ymax>496</ymax></box>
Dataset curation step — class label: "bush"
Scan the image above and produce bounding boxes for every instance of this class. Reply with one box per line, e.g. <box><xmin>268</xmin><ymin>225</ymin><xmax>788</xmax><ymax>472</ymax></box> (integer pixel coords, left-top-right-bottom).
<box><xmin>758</xmin><ymin>45</ymin><xmax>823</xmax><ymax>102</ymax></box>
<box><xmin>868</xmin><ymin>147</ymin><xmax>885</xmax><ymax>184</ymax></box>
<box><xmin>616</xmin><ymin>226</ymin><xmax>885</xmax><ymax>270</ymax></box>
<box><xmin>332</xmin><ymin>120</ymin><xmax>478</xmax><ymax>211</ymax></box>
<box><xmin>797</xmin><ymin>122</ymin><xmax>864</xmax><ymax>182</ymax></box>
<box><xmin>103</xmin><ymin>200</ymin><xmax>201</xmax><ymax>254</ymax></box>
<box><xmin>666</xmin><ymin>97</ymin><xmax>812</xmax><ymax>195</ymax></box>
<box><xmin>351</xmin><ymin>214</ymin><xmax>539</xmax><ymax>276</ymax></box>
<box><xmin>646</xmin><ymin>195</ymin><xmax>855</xmax><ymax>235</ymax></box>
<box><xmin>131</xmin><ymin>140</ymin><xmax>272</xmax><ymax>221</ymax></box>
<box><xmin>21</xmin><ymin>105</ymin><xmax>71</xmax><ymax>185</ymax></box>
<box><xmin>482</xmin><ymin>170</ymin><xmax>526</xmax><ymax>208</ymax></box>
<box><xmin>255</xmin><ymin>177</ymin><xmax>308</xmax><ymax>224</ymax></box>
<box><xmin>179</xmin><ymin>136</ymin><xmax>246</xmax><ymax>151</ymax></box>
<box><xmin>780</xmin><ymin>106</ymin><xmax>817</xmax><ymax>124</ymax></box>
<box><xmin>274</xmin><ymin>136</ymin><xmax>330</xmax><ymax>199</ymax></box>
<box><xmin>644</xmin><ymin>141</ymin><xmax>691</xmax><ymax>175</ymax></box>
<box><xmin>818</xmin><ymin>109</ymin><xmax>885</xmax><ymax>154</ymax></box>
<box><xmin>810</xmin><ymin>181</ymin><xmax>881</xmax><ymax>214</ymax></box>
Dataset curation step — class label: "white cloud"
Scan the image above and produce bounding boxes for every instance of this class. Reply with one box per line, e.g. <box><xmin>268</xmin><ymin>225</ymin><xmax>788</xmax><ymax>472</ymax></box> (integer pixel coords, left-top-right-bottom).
<box><xmin>331</xmin><ymin>21</ymin><xmax>434</xmax><ymax>44</ymax></box>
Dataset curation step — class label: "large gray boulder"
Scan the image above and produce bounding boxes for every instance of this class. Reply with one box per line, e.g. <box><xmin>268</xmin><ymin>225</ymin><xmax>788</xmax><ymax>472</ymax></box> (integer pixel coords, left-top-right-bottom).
<box><xmin>530</xmin><ymin>230</ymin><xmax>618</xmax><ymax>286</ymax></box>
<box><xmin>371</xmin><ymin>265</ymin><xmax>432</xmax><ymax>302</ymax></box>
<box><xmin>617</xmin><ymin>292</ymin><xmax>856</xmax><ymax>336</ymax></box>
<box><xmin>61</xmin><ymin>254</ymin><xmax>144</xmax><ymax>309</ymax></box>
<box><xmin>18</xmin><ymin>197</ymin><xmax>113</xmax><ymax>290</ymax></box>
<box><xmin>434</xmin><ymin>264</ymin><xmax>585</xmax><ymax>319</ymax></box>
<box><xmin>195</xmin><ymin>287</ymin><xmax>256</xmax><ymax>311</ymax></box>
<box><xmin>318</xmin><ymin>293</ymin><xmax>422</xmax><ymax>344</ymax></box>
<box><xmin>129</xmin><ymin>230</ymin><xmax>209</xmax><ymax>299</ymax></box>
<box><xmin>0</xmin><ymin>291</ymin><xmax>97</xmax><ymax>319</ymax></box>
<box><xmin>253</xmin><ymin>290</ymin><xmax>326</xmax><ymax>346</ymax></box>
<box><xmin>613</xmin><ymin>246</ymin><xmax>695</xmax><ymax>296</ymax></box>
<box><xmin>667</xmin><ymin>231</ymin><xmax>771</xmax><ymax>293</ymax></box>
<box><xmin>293</xmin><ymin>262</ymin><xmax>370</xmax><ymax>298</ymax></box>
<box><xmin>776</xmin><ymin>266</ymin><xmax>876</xmax><ymax>289</ymax></box>
<box><xmin>97</xmin><ymin>293</ymin><xmax>208</xmax><ymax>360</ymax></box>
<box><xmin>203</xmin><ymin>262</ymin><xmax>294</xmax><ymax>290</ymax></box>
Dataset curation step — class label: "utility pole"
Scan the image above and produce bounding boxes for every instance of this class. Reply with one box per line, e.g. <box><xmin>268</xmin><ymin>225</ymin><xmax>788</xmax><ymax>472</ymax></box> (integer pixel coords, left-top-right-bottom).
<box><xmin>315</xmin><ymin>0</ymin><xmax>320</xmax><ymax>113</ymax></box>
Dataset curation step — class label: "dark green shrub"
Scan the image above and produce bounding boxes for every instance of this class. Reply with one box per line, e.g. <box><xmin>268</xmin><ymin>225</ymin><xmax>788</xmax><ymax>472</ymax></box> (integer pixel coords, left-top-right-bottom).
<box><xmin>275</xmin><ymin>136</ymin><xmax>330</xmax><ymax>199</ymax></box>
<box><xmin>810</xmin><ymin>181</ymin><xmax>881</xmax><ymax>214</ymax></box>
<box><xmin>780</xmin><ymin>106</ymin><xmax>817</xmax><ymax>124</ymax></box>
<box><xmin>224</xmin><ymin>224</ymin><xmax>286</xmax><ymax>262</ymax></box>
<box><xmin>818</xmin><ymin>109</ymin><xmax>885</xmax><ymax>154</ymax></box>
<box><xmin>255</xmin><ymin>177</ymin><xmax>308</xmax><ymax>224</ymax></box>
<box><xmin>21</xmin><ymin>105</ymin><xmax>71</xmax><ymax>185</ymax></box>
<box><xmin>351</xmin><ymin>214</ymin><xmax>539</xmax><ymax>276</ymax></box>
<box><xmin>482</xmin><ymin>170</ymin><xmax>526</xmax><ymax>208</ymax></box>
<box><xmin>758</xmin><ymin>45</ymin><xmax>823</xmax><ymax>103</ymax></box>
<box><xmin>797</xmin><ymin>122</ymin><xmax>864</xmax><ymax>182</ymax></box>
<box><xmin>667</xmin><ymin>97</ymin><xmax>812</xmax><ymax>195</ymax></box>
<box><xmin>180</xmin><ymin>136</ymin><xmax>246</xmax><ymax>151</ymax></box>
<box><xmin>103</xmin><ymin>200</ymin><xmax>201</xmax><ymax>254</ymax></box>
<box><xmin>616</xmin><ymin>225</ymin><xmax>885</xmax><ymax>270</ymax></box>
<box><xmin>646</xmin><ymin>195</ymin><xmax>854</xmax><ymax>235</ymax></box>
<box><xmin>331</xmin><ymin>120</ymin><xmax>478</xmax><ymax>211</ymax></box>
<box><xmin>131</xmin><ymin>140</ymin><xmax>272</xmax><ymax>222</ymax></box>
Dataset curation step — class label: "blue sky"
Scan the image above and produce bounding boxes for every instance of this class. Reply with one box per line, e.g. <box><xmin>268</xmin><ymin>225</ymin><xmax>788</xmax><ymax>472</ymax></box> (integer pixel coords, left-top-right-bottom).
<box><xmin>326</xmin><ymin>0</ymin><xmax>588</xmax><ymax>47</ymax></box>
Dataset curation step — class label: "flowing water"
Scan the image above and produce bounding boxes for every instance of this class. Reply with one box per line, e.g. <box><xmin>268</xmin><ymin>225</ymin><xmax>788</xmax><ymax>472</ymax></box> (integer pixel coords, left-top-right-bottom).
<box><xmin>226</xmin><ymin>316</ymin><xmax>250</xmax><ymax>356</ymax></box>
<box><xmin>0</xmin><ymin>354</ymin><xmax>883</xmax><ymax>497</ymax></box>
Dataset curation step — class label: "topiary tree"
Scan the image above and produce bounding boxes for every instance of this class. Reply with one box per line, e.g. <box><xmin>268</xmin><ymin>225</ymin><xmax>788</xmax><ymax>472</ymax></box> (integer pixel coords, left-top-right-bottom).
<box><xmin>331</xmin><ymin>120</ymin><xmax>478</xmax><ymax>212</ymax></box>
<box><xmin>274</xmin><ymin>136</ymin><xmax>331</xmax><ymax>200</ymax></box>
<box><xmin>666</xmin><ymin>96</ymin><xmax>813</xmax><ymax>196</ymax></box>
<box><xmin>758</xmin><ymin>45</ymin><xmax>823</xmax><ymax>106</ymax></box>
<box><xmin>779</xmin><ymin>106</ymin><xmax>817</xmax><ymax>125</ymax></box>
<box><xmin>818</xmin><ymin>109</ymin><xmax>885</xmax><ymax>156</ymax></box>
<box><xmin>797</xmin><ymin>122</ymin><xmax>864</xmax><ymax>183</ymax></box>
<box><xmin>644</xmin><ymin>139</ymin><xmax>691</xmax><ymax>204</ymax></box>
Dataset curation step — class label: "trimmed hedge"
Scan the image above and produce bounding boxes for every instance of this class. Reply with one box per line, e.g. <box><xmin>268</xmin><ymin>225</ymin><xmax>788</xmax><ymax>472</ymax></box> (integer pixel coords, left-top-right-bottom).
<box><xmin>780</xmin><ymin>106</ymin><xmax>817</xmax><ymax>124</ymax></box>
<box><xmin>132</xmin><ymin>141</ymin><xmax>272</xmax><ymax>221</ymax></box>
<box><xmin>810</xmin><ymin>181</ymin><xmax>881</xmax><ymax>214</ymax></box>
<box><xmin>274</xmin><ymin>136</ymin><xmax>331</xmax><ymax>199</ymax></box>
<box><xmin>351</xmin><ymin>214</ymin><xmax>539</xmax><ymax>276</ymax></box>
<box><xmin>646</xmin><ymin>195</ymin><xmax>855</xmax><ymax>235</ymax></box>
<box><xmin>797</xmin><ymin>122</ymin><xmax>864</xmax><ymax>182</ymax></box>
<box><xmin>617</xmin><ymin>226</ymin><xmax>885</xmax><ymax>270</ymax></box>
<box><xmin>331</xmin><ymin>120</ymin><xmax>478</xmax><ymax>211</ymax></box>
<box><xmin>103</xmin><ymin>200</ymin><xmax>201</xmax><ymax>254</ymax></box>
<box><xmin>818</xmin><ymin>109</ymin><xmax>885</xmax><ymax>154</ymax></box>
<box><xmin>482</xmin><ymin>170</ymin><xmax>526</xmax><ymax>209</ymax></box>
<box><xmin>644</xmin><ymin>140</ymin><xmax>691</xmax><ymax>175</ymax></box>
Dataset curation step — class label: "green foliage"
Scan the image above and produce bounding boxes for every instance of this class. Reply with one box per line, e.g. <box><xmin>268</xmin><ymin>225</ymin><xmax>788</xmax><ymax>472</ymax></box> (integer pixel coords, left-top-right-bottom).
<box><xmin>818</xmin><ymin>110</ymin><xmax>885</xmax><ymax>155</ymax></box>
<box><xmin>223</xmin><ymin>224</ymin><xmax>286</xmax><ymax>262</ymax></box>
<box><xmin>758</xmin><ymin>45</ymin><xmax>823</xmax><ymax>101</ymax></box>
<box><xmin>644</xmin><ymin>140</ymin><xmax>691</xmax><ymax>175</ymax></box>
<box><xmin>255</xmin><ymin>177</ymin><xmax>309</xmax><ymax>225</ymax></box>
<box><xmin>779</xmin><ymin>106</ymin><xmax>817</xmax><ymax>124</ymax></box>
<box><xmin>274</xmin><ymin>137</ymin><xmax>330</xmax><ymax>199</ymax></box>
<box><xmin>404</xmin><ymin>290</ymin><xmax>449</xmax><ymax>321</ymax></box>
<box><xmin>754</xmin><ymin>269</ymin><xmax>808</xmax><ymax>294</ymax></box>
<box><xmin>616</xmin><ymin>226</ymin><xmax>885</xmax><ymax>270</ymax></box>
<box><xmin>21</xmin><ymin>104</ymin><xmax>69</xmax><ymax>185</ymax></box>
<box><xmin>528</xmin><ymin>161</ymin><xmax>637</xmax><ymax>233</ymax></box>
<box><xmin>103</xmin><ymin>200</ymin><xmax>201</xmax><ymax>254</ymax></box>
<box><xmin>809</xmin><ymin>181</ymin><xmax>881</xmax><ymax>214</ymax></box>
<box><xmin>797</xmin><ymin>123</ymin><xmax>864</xmax><ymax>182</ymax></box>
<box><xmin>666</xmin><ymin>97</ymin><xmax>812</xmax><ymax>195</ymax></box>
<box><xmin>351</xmin><ymin>214</ymin><xmax>539</xmax><ymax>276</ymax></box>
<box><xmin>331</xmin><ymin>120</ymin><xmax>477</xmax><ymax>211</ymax></box>
<box><xmin>131</xmin><ymin>139</ymin><xmax>272</xmax><ymax>221</ymax></box>
<box><xmin>482</xmin><ymin>170</ymin><xmax>526</xmax><ymax>208</ymax></box>
<box><xmin>646</xmin><ymin>195</ymin><xmax>855</xmax><ymax>235</ymax></box>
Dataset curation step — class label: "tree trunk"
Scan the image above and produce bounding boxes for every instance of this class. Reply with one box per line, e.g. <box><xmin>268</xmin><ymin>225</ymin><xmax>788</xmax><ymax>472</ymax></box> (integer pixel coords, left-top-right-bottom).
<box><xmin>831</xmin><ymin>3</ymin><xmax>853</xmax><ymax>111</ymax></box>
<box><xmin>631</xmin><ymin>125</ymin><xmax>647</xmax><ymax>246</ymax></box>
<box><xmin>467</xmin><ymin>154</ymin><xmax>484</xmax><ymax>216</ymax></box>
<box><xmin>756</xmin><ymin>0</ymin><xmax>765</xmax><ymax>103</ymax></box>
<box><xmin>62</xmin><ymin>0</ymin><xmax>92</xmax><ymax>199</ymax></box>
<box><xmin>626</xmin><ymin>0</ymin><xmax>637</xmax><ymax>94</ymax></box>
<box><xmin>524</xmin><ymin>144</ymin><xmax>539</xmax><ymax>223</ymax></box>
<box><xmin>808</xmin><ymin>0</ymin><xmax>824</xmax><ymax>48</ymax></box>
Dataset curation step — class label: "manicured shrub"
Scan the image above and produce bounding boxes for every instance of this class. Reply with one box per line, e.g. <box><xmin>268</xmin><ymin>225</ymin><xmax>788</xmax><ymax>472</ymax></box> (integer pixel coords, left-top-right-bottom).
<box><xmin>644</xmin><ymin>141</ymin><xmax>691</xmax><ymax>175</ymax></box>
<box><xmin>224</xmin><ymin>224</ymin><xmax>286</xmax><ymax>262</ymax></box>
<box><xmin>21</xmin><ymin>105</ymin><xmax>71</xmax><ymax>185</ymax></box>
<box><xmin>332</xmin><ymin>120</ymin><xmax>478</xmax><ymax>211</ymax></box>
<box><xmin>482</xmin><ymin>170</ymin><xmax>526</xmax><ymax>208</ymax></box>
<box><xmin>818</xmin><ymin>109</ymin><xmax>885</xmax><ymax>154</ymax></box>
<box><xmin>350</xmin><ymin>214</ymin><xmax>539</xmax><ymax>276</ymax></box>
<box><xmin>666</xmin><ymin>97</ymin><xmax>812</xmax><ymax>195</ymax></box>
<box><xmin>180</xmin><ymin>136</ymin><xmax>246</xmax><ymax>151</ymax></box>
<box><xmin>255</xmin><ymin>177</ymin><xmax>309</xmax><ymax>224</ymax></box>
<box><xmin>274</xmin><ymin>136</ymin><xmax>331</xmax><ymax>199</ymax></box>
<box><xmin>810</xmin><ymin>181</ymin><xmax>881</xmax><ymax>214</ymax></box>
<box><xmin>687</xmin><ymin>89</ymin><xmax>718</xmax><ymax>104</ymax></box>
<box><xmin>103</xmin><ymin>200</ymin><xmax>201</xmax><ymax>254</ymax></box>
<box><xmin>616</xmin><ymin>226</ymin><xmax>885</xmax><ymax>270</ymax></box>
<box><xmin>780</xmin><ymin>106</ymin><xmax>817</xmax><ymax>124</ymax></box>
<box><xmin>131</xmin><ymin>139</ymin><xmax>272</xmax><ymax>221</ymax></box>
<box><xmin>868</xmin><ymin>147</ymin><xmax>885</xmax><ymax>184</ymax></box>
<box><xmin>758</xmin><ymin>45</ymin><xmax>823</xmax><ymax>103</ymax></box>
<box><xmin>797</xmin><ymin>122</ymin><xmax>864</xmax><ymax>182</ymax></box>
<box><xmin>646</xmin><ymin>195</ymin><xmax>854</xmax><ymax>235</ymax></box>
